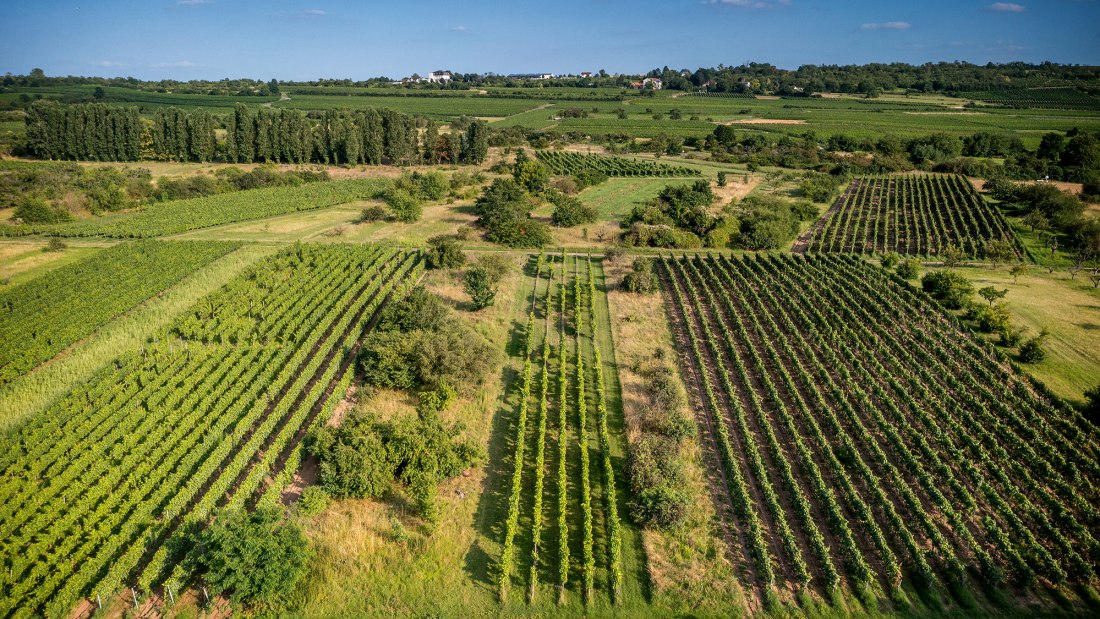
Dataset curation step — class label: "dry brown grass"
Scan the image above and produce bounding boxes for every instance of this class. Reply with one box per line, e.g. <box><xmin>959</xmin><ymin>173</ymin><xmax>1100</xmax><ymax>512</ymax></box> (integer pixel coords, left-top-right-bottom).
<box><xmin>603</xmin><ymin>259</ymin><xmax>744</xmax><ymax>613</ymax></box>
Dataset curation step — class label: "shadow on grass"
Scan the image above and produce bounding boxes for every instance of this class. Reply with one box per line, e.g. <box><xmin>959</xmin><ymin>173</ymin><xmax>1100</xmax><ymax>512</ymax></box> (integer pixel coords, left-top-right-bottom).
<box><xmin>463</xmin><ymin>265</ymin><xmax>533</xmax><ymax>591</ymax></box>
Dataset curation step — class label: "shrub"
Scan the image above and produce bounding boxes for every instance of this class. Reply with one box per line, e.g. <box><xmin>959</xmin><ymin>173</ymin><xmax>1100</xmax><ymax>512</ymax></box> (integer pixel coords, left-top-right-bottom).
<box><xmin>185</xmin><ymin>507</ymin><xmax>309</xmax><ymax>608</ymax></box>
<box><xmin>44</xmin><ymin>238</ymin><xmax>67</xmax><ymax>252</ymax></box>
<box><xmin>385</xmin><ymin>187</ymin><xmax>422</xmax><ymax>223</ymax></box>
<box><xmin>1084</xmin><ymin>383</ymin><xmax>1100</xmax><ymax>426</ymax></box>
<box><xmin>357</xmin><ymin>204</ymin><xmax>387</xmax><ymax>223</ymax></box>
<box><xmin>922</xmin><ymin>270</ymin><xmax>975</xmax><ymax>309</ymax></box>
<box><xmin>295</xmin><ymin>486</ymin><xmax>329</xmax><ymax>517</ymax></box>
<box><xmin>464</xmin><ymin>267</ymin><xmax>497</xmax><ymax>309</ymax></box>
<box><xmin>880</xmin><ymin>252</ymin><xmax>900</xmax><ymax>268</ymax></box>
<box><xmin>549</xmin><ymin>191</ymin><xmax>598</xmax><ymax>227</ymax></box>
<box><xmin>425</xmin><ymin>234</ymin><xmax>466</xmax><ymax>270</ymax></box>
<box><xmin>1019</xmin><ymin>331</ymin><xmax>1048</xmax><ymax>363</ymax></box>
<box><xmin>14</xmin><ymin>196</ymin><xmax>72</xmax><ymax>224</ymax></box>
<box><xmin>603</xmin><ymin>246</ymin><xmax>626</xmax><ymax>263</ymax></box>
<box><xmin>623</xmin><ymin>258</ymin><xmax>659</xmax><ymax>293</ymax></box>
<box><xmin>896</xmin><ymin>258</ymin><xmax>921</xmax><ymax>279</ymax></box>
<box><xmin>474</xmin><ymin>178</ymin><xmax>551</xmax><ymax>248</ymax></box>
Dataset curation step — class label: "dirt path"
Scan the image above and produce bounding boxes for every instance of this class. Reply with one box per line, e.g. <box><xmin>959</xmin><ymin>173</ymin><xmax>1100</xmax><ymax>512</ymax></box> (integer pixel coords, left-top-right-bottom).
<box><xmin>791</xmin><ymin>179</ymin><xmax>858</xmax><ymax>254</ymax></box>
<box><xmin>263</xmin><ymin>93</ymin><xmax>291</xmax><ymax>108</ymax></box>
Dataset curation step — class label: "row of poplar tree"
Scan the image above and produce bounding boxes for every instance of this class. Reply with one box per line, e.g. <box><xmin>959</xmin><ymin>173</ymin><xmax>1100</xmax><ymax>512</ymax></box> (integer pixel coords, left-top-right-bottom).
<box><xmin>23</xmin><ymin>100</ymin><xmax>489</xmax><ymax>166</ymax></box>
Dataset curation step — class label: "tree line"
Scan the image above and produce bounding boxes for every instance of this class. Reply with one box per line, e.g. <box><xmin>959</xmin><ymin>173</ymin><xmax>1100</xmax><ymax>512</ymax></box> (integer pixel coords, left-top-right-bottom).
<box><xmin>22</xmin><ymin>100</ymin><xmax>488</xmax><ymax>166</ymax></box>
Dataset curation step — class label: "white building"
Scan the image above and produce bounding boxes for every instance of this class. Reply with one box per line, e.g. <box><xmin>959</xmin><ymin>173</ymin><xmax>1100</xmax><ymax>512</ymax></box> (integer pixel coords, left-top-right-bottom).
<box><xmin>642</xmin><ymin>77</ymin><xmax>663</xmax><ymax>90</ymax></box>
<box><xmin>426</xmin><ymin>70</ymin><xmax>452</xmax><ymax>83</ymax></box>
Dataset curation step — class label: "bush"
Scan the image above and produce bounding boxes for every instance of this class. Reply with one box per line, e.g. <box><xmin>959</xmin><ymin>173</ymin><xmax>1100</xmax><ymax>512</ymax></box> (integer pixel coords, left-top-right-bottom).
<box><xmin>295</xmin><ymin>486</ymin><xmax>329</xmax><ymax>517</ymax></box>
<box><xmin>548</xmin><ymin>191</ymin><xmax>598</xmax><ymax>227</ymax></box>
<box><xmin>474</xmin><ymin>178</ymin><xmax>551</xmax><ymax>248</ymax></box>
<box><xmin>922</xmin><ymin>270</ymin><xmax>975</xmax><ymax>309</ymax></box>
<box><xmin>185</xmin><ymin>507</ymin><xmax>309</xmax><ymax>608</ymax></box>
<box><xmin>880</xmin><ymin>252</ymin><xmax>900</xmax><ymax>268</ymax></box>
<box><xmin>305</xmin><ymin>412</ymin><xmax>480</xmax><ymax>521</ymax></box>
<box><xmin>1019</xmin><ymin>331</ymin><xmax>1048</xmax><ymax>363</ymax></box>
<box><xmin>626</xmin><ymin>435</ymin><xmax>689</xmax><ymax>530</ymax></box>
<box><xmin>464</xmin><ymin>267</ymin><xmax>497</xmax><ymax>309</ymax></box>
<box><xmin>573</xmin><ymin>168</ymin><xmax>609</xmax><ymax>190</ymax></box>
<box><xmin>425</xmin><ymin>234</ymin><xmax>466</xmax><ymax>270</ymax></box>
<box><xmin>799</xmin><ymin>172</ymin><xmax>843</xmax><ymax>202</ymax></box>
<box><xmin>896</xmin><ymin>258</ymin><xmax>921</xmax><ymax>280</ymax></box>
<box><xmin>44</xmin><ymin>238</ymin><xmax>67</xmax><ymax>252</ymax></box>
<box><xmin>385</xmin><ymin>187</ymin><xmax>423</xmax><ymax>223</ymax></box>
<box><xmin>623</xmin><ymin>258</ymin><xmax>659</xmax><ymax>293</ymax></box>
<box><xmin>1084</xmin><ymin>383</ymin><xmax>1100</xmax><ymax>426</ymax></box>
<box><xmin>14</xmin><ymin>196</ymin><xmax>72</xmax><ymax>224</ymax></box>
<box><xmin>357</xmin><ymin>204</ymin><xmax>387</xmax><ymax>223</ymax></box>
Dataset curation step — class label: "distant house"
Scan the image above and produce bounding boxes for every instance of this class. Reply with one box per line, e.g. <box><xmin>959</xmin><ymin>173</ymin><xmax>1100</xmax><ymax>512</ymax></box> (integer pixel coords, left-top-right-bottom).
<box><xmin>400</xmin><ymin>73</ymin><xmax>423</xmax><ymax>84</ymax></box>
<box><xmin>642</xmin><ymin>77</ymin><xmax>663</xmax><ymax>90</ymax></box>
<box><xmin>630</xmin><ymin>81</ymin><xmax>644</xmax><ymax>89</ymax></box>
<box><xmin>508</xmin><ymin>73</ymin><xmax>555</xmax><ymax>80</ymax></box>
<box><xmin>580</xmin><ymin>71</ymin><xmax>593</xmax><ymax>78</ymax></box>
<box><xmin>427</xmin><ymin>70</ymin><xmax>452</xmax><ymax>83</ymax></box>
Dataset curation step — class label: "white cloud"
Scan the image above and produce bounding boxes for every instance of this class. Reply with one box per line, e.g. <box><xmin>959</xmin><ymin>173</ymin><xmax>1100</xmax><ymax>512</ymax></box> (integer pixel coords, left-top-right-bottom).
<box><xmin>175</xmin><ymin>0</ymin><xmax>212</xmax><ymax>6</ymax></box>
<box><xmin>95</xmin><ymin>60</ymin><xmax>122</xmax><ymax>67</ymax></box>
<box><xmin>987</xmin><ymin>2</ymin><xmax>1026</xmax><ymax>11</ymax></box>
<box><xmin>861</xmin><ymin>21</ymin><xmax>911</xmax><ymax>30</ymax></box>
<box><xmin>451</xmin><ymin>25</ymin><xmax>467</xmax><ymax>32</ymax></box>
<box><xmin>303</xmin><ymin>9</ymin><xmax>326</xmax><ymax>16</ymax></box>
<box><xmin>154</xmin><ymin>60</ymin><xmax>197</xmax><ymax>68</ymax></box>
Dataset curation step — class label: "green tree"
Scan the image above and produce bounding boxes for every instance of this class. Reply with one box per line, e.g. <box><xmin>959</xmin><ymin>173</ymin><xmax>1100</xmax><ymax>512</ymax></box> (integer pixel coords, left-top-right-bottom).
<box><xmin>187</xmin><ymin>507</ymin><xmax>309</xmax><ymax>608</ymax></box>
<box><xmin>425</xmin><ymin>234</ymin><xmax>466</xmax><ymax>269</ymax></box>
<box><xmin>984</xmin><ymin>239</ymin><xmax>1016</xmax><ymax>269</ymax></box>
<box><xmin>1019</xmin><ymin>329</ymin><xmax>1048</xmax><ymax>363</ymax></box>
<box><xmin>1009</xmin><ymin>263</ymin><xmax>1029</xmax><ymax>284</ymax></box>
<box><xmin>513</xmin><ymin>160</ymin><xmax>550</xmax><ymax>194</ymax></box>
<box><xmin>464</xmin><ymin>266</ymin><xmax>497</xmax><ymax>309</ymax></box>
<box><xmin>978</xmin><ymin>285</ymin><xmax>1008</xmax><ymax>306</ymax></box>
<box><xmin>940</xmin><ymin>243</ymin><xmax>965</xmax><ymax>268</ymax></box>
<box><xmin>461</xmin><ymin>120</ymin><xmax>489</xmax><ymax>164</ymax></box>
<box><xmin>921</xmin><ymin>270</ymin><xmax>974</xmax><ymax>309</ymax></box>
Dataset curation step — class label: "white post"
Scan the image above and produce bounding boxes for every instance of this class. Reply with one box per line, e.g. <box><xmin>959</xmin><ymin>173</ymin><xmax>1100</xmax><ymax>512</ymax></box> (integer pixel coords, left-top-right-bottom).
<box><xmin>202</xmin><ymin>586</ymin><xmax>210</xmax><ymax>604</ymax></box>
<box><xmin>167</xmin><ymin>584</ymin><xmax>175</xmax><ymax>604</ymax></box>
<box><xmin>96</xmin><ymin>593</ymin><xmax>102</xmax><ymax>609</ymax></box>
<box><xmin>131</xmin><ymin>587</ymin><xmax>139</xmax><ymax>608</ymax></box>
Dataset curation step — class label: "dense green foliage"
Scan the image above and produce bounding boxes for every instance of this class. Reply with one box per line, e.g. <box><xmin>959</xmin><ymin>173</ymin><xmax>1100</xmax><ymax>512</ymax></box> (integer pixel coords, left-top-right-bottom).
<box><xmin>0</xmin><ymin>243</ymin><xmax>421</xmax><ymax>616</ymax></box>
<box><xmin>621</xmin><ymin>180</ymin><xmax>714</xmax><ymax>248</ymax></box>
<box><xmin>805</xmin><ymin>175</ymin><xmax>1023</xmax><ymax>258</ymax></box>
<box><xmin>921</xmin><ymin>270</ymin><xmax>976</xmax><ymax>309</ymax></box>
<box><xmin>359</xmin><ymin>286</ymin><xmax>496</xmax><ymax>391</ymax></box>
<box><xmin>547</xmin><ymin>190</ymin><xmax>598</xmax><ymax>227</ymax></box>
<box><xmin>621</xmin><ymin>258</ymin><xmax>659</xmax><ymax>294</ymax></box>
<box><xmin>473</xmin><ymin>178</ymin><xmax>551</xmax><ymax>248</ymax></box>
<box><xmin>185</xmin><ymin>508</ymin><xmax>310</xmax><ymax>607</ymax></box>
<box><xmin>424</xmin><ymin>234</ymin><xmax>466</xmax><ymax>269</ymax></box>
<box><xmin>661</xmin><ymin>252</ymin><xmax>1099</xmax><ymax>601</ymax></box>
<box><xmin>536</xmin><ymin>150</ymin><xmax>700</xmax><ymax>177</ymax></box>
<box><xmin>306</xmin><ymin>411</ymin><xmax>479</xmax><ymax>521</ymax></box>
<box><xmin>0</xmin><ymin>240</ymin><xmax>239</xmax><ymax>387</ymax></box>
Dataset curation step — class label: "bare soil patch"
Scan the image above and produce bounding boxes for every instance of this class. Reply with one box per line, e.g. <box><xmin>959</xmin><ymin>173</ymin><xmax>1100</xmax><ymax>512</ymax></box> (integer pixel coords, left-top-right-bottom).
<box><xmin>718</xmin><ymin>118</ymin><xmax>805</xmax><ymax>125</ymax></box>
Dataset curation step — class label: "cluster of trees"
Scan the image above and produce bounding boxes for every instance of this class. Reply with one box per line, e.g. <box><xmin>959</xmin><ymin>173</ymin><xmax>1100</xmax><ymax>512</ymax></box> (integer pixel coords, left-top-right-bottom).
<box><xmin>358</xmin><ymin>286</ymin><xmax>497</xmax><ymax>393</ymax></box>
<box><xmin>642</xmin><ymin>61</ymin><xmax>1100</xmax><ymax>96</ymax></box>
<box><xmin>23</xmin><ymin>100</ymin><xmax>490</xmax><ymax>166</ymax></box>
<box><xmin>987</xmin><ymin>178</ymin><xmax>1100</xmax><ymax>263</ymax></box>
<box><xmin>699</xmin><ymin>124</ymin><xmax>1099</xmax><ymax>184</ymax></box>
<box><xmin>620</xmin><ymin>180</ymin><xmax>815</xmax><ymax>250</ymax></box>
<box><xmin>474</xmin><ymin>177</ymin><xmax>552</xmax><ymax>248</ymax></box>
<box><xmin>23</xmin><ymin>101</ymin><xmax>143</xmax><ymax>161</ymax></box>
<box><xmin>305</xmin><ymin>398</ymin><xmax>480</xmax><ymax>523</ymax></box>
<box><xmin>463</xmin><ymin>254</ymin><xmax>512</xmax><ymax>310</ymax></box>
<box><xmin>2</xmin><ymin>69</ymin><xmax>279</xmax><ymax>96</ymax></box>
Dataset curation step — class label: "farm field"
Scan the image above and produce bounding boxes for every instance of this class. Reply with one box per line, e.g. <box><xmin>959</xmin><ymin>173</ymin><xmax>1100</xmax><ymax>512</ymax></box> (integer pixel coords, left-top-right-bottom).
<box><xmin>492</xmin><ymin>253</ymin><xmax>640</xmax><ymax>613</ymax></box>
<box><xmin>799</xmin><ymin>175</ymin><xmax>1022</xmax><ymax>258</ymax></box>
<box><xmin>0</xmin><ymin>240</ymin><xmax>239</xmax><ymax>389</ymax></box>
<box><xmin>659</xmin><ymin>252</ymin><xmax>1100</xmax><ymax>613</ymax></box>
<box><xmin>0</xmin><ymin>243</ymin><xmax>421</xmax><ymax>616</ymax></box>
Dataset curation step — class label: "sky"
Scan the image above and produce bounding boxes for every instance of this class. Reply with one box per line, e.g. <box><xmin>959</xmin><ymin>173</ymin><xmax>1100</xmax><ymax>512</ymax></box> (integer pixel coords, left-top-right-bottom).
<box><xmin>1</xmin><ymin>0</ymin><xmax>1098</xmax><ymax>81</ymax></box>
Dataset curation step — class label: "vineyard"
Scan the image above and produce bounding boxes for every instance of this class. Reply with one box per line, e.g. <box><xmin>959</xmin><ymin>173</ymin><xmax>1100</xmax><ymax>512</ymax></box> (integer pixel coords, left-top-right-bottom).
<box><xmin>0</xmin><ymin>243</ymin><xmax>422</xmax><ymax>617</ymax></box>
<box><xmin>962</xmin><ymin>88</ymin><xmax>1100</xmax><ymax>111</ymax></box>
<box><xmin>0</xmin><ymin>240</ymin><xmax>239</xmax><ymax>388</ymax></box>
<box><xmin>660</xmin><ymin>253</ymin><xmax>1099</xmax><ymax>610</ymax></box>
<box><xmin>0</xmin><ymin>179</ymin><xmax>389</xmax><ymax>239</ymax></box>
<box><xmin>496</xmin><ymin>252</ymin><xmax>628</xmax><ymax>609</ymax></box>
<box><xmin>536</xmin><ymin>150</ymin><xmax>701</xmax><ymax>177</ymax></box>
<box><xmin>799</xmin><ymin>174</ymin><xmax>1022</xmax><ymax>258</ymax></box>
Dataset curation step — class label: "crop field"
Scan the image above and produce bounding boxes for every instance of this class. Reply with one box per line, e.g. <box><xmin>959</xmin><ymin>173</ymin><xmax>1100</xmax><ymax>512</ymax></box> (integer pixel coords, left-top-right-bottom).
<box><xmin>274</xmin><ymin>94</ymin><xmax>543</xmax><ymax>119</ymax></box>
<box><xmin>962</xmin><ymin>88</ymin><xmax>1100</xmax><ymax>111</ymax></box>
<box><xmin>536</xmin><ymin>150</ymin><xmax>701</xmax><ymax>177</ymax></box>
<box><xmin>659</xmin><ymin>253</ymin><xmax>1099</xmax><ymax>612</ymax></box>
<box><xmin>0</xmin><ymin>240</ymin><xmax>238</xmax><ymax>389</ymax></box>
<box><xmin>0</xmin><ymin>243</ymin><xmax>421</xmax><ymax>617</ymax></box>
<box><xmin>494</xmin><ymin>252</ymin><xmax>640</xmax><ymax>611</ymax></box>
<box><xmin>1</xmin><ymin>179</ymin><xmax>389</xmax><ymax>239</ymax></box>
<box><xmin>799</xmin><ymin>175</ymin><xmax>1022</xmax><ymax>258</ymax></box>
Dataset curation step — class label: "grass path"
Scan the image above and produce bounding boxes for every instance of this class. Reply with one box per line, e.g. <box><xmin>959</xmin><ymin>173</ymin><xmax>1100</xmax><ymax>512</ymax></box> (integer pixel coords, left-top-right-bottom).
<box><xmin>0</xmin><ymin>244</ymin><xmax>276</xmax><ymax>431</ymax></box>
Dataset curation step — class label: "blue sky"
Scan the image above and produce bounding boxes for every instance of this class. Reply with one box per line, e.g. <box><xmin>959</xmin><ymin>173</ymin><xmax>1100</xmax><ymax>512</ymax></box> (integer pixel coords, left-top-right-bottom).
<box><xmin>1</xmin><ymin>0</ymin><xmax>1097</xmax><ymax>80</ymax></box>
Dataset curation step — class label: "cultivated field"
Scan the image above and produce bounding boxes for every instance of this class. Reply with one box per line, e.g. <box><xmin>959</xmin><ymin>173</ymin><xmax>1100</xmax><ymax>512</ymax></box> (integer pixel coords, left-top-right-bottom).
<box><xmin>0</xmin><ymin>243</ymin><xmax>421</xmax><ymax>616</ymax></box>
<box><xmin>660</xmin><ymin>253</ymin><xmax>1099</xmax><ymax>612</ymax></box>
<box><xmin>799</xmin><ymin>175</ymin><xmax>1022</xmax><ymax>258</ymax></box>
